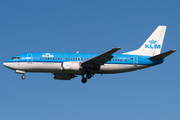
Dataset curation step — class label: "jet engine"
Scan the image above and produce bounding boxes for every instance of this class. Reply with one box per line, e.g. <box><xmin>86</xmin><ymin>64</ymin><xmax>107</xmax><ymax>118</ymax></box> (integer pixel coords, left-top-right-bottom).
<box><xmin>53</xmin><ymin>73</ymin><xmax>77</xmax><ymax>80</ymax></box>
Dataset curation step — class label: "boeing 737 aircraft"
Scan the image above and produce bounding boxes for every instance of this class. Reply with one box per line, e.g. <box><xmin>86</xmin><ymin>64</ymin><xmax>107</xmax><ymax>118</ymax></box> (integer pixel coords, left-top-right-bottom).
<box><xmin>3</xmin><ymin>26</ymin><xmax>176</xmax><ymax>83</ymax></box>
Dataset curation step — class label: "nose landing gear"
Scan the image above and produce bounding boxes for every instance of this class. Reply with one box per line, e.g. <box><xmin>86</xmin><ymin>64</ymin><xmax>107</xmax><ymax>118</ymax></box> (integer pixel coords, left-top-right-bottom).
<box><xmin>15</xmin><ymin>70</ymin><xmax>26</xmax><ymax>79</ymax></box>
<box><xmin>21</xmin><ymin>74</ymin><xmax>26</xmax><ymax>79</ymax></box>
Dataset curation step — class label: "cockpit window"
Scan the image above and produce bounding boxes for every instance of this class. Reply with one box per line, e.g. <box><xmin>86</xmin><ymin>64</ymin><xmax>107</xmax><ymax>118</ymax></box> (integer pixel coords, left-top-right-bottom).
<box><xmin>12</xmin><ymin>57</ymin><xmax>20</xmax><ymax>59</ymax></box>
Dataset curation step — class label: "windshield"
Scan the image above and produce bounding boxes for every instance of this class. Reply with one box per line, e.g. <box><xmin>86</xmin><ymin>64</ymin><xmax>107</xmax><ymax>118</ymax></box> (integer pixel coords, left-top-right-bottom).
<box><xmin>12</xmin><ymin>57</ymin><xmax>20</xmax><ymax>59</ymax></box>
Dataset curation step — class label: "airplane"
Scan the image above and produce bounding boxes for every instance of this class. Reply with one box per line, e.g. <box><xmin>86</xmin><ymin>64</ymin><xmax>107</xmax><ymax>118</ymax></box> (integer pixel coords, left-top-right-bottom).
<box><xmin>3</xmin><ymin>26</ymin><xmax>176</xmax><ymax>83</ymax></box>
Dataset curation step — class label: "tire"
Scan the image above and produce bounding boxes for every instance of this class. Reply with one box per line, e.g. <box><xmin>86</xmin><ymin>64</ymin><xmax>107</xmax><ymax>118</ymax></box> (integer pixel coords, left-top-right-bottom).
<box><xmin>21</xmin><ymin>75</ymin><xmax>26</xmax><ymax>79</ymax></box>
<box><xmin>81</xmin><ymin>78</ymin><xmax>87</xmax><ymax>83</ymax></box>
<box><xmin>86</xmin><ymin>74</ymin><xmax>92</xmax><ymax>79</ymax></box>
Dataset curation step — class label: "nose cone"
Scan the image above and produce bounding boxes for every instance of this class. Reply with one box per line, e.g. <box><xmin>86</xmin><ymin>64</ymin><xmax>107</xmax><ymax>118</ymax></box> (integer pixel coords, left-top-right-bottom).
<box><xmin>3</xmin><ymin>62</ymin><xmax>8</xmax><ymax>67</ymax></box>
<box><xmin>3</xmin><ymin>62</ymin><xmax>13</xmax><ymax>69</ymax></box>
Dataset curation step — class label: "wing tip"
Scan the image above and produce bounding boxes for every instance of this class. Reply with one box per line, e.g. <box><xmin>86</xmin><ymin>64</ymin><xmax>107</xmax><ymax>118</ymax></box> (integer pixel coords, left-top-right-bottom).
<box><xmin>112</xmin><ymin>47</ymin><xmax>122</xmax><ymax>50</ymax></box>
<box><xmin>171</xmin><ymin>49</ymin><xmax>177</xmax><ymax>52</ymax></box>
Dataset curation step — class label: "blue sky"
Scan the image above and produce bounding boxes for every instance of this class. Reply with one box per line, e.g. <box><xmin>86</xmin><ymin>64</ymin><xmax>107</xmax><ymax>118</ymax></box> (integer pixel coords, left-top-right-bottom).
<box><xmin>0</xmin><ymin>0</ymin><xmax>179</xmax><ymax>120</ymax></box>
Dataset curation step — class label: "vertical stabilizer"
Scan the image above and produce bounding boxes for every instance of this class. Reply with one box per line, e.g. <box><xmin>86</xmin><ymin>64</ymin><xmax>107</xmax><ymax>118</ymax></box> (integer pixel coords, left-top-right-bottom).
<box><xmin>123</xmin><ymin>26</ymin><xmax>167</xmax><ymax>56</ymax></box>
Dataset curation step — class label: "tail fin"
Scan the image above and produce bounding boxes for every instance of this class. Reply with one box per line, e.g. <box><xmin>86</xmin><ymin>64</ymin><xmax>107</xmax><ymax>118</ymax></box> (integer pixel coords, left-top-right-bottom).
<box><xmin>123</xmin><ymin>26</ymin><xmax>167</xmax><ymax>56</ymax></box>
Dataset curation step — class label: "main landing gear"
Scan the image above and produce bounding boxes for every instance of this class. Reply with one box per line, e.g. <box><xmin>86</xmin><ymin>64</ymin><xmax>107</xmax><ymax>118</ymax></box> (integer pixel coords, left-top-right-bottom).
<box><xmin>81</xmin><ymin>77</ymin><xmax>87</xmax><ymax>83</ymax></box>
<box><xmin>81</xmin><ymin>73</ymin><xmax>93</xmax><ymax>84</ymax></box>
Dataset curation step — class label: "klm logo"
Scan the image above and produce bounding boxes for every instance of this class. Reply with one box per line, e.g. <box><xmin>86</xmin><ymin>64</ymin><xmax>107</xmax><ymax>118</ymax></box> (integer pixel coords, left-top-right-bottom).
<box><xmin>145</xmin><ymin>39</ymin><xmax>161</xmax><ymax>49</ymax></box>
<box><xmin>42</xmin><ymin>53</ymin><xmax>54</xmax><ymax>57</ymax></box>
<box><xmin>65</xmin><ymin>64</ymin><xmax>70</xmax><ymax>67</ymax></box>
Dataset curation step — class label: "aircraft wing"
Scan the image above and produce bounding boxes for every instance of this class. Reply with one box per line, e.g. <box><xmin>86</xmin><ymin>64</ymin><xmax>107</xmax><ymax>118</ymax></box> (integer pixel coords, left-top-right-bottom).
<box><xmin>81</xmin><ymin>47</ymin><xmax>121</xmax><ymax>67</ymax></box>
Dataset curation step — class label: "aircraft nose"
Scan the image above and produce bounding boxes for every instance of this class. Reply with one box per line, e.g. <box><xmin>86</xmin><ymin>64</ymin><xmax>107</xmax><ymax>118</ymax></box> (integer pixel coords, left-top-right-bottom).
<box><xmin>3</xmin><ymin>62</ymin><xmax>12</xmax><ymax>69</ymax></box>
<box><xmin>3</xmin><ymin>62</ymin><xmax>7</xmax><ymax>67</ymax></box>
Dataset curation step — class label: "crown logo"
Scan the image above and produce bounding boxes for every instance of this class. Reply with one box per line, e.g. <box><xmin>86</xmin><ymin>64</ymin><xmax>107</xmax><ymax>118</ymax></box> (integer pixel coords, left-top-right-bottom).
<box><xmin>149</xmin><ymin>39</ymin><xmax>157</xmax><ymax>44</ymax></box>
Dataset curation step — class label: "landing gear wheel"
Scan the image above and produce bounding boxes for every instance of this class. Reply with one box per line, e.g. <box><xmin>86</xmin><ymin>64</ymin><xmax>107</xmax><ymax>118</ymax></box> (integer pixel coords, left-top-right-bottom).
<box><xmin>86</xmin><ymin>74</ymin><xmax>92</xmax><ymax>79</ymax></box>
<box><xmin>21</xmin><ymin>75</ymin><xmax>26</xmax><ymax>79</ymax></box>
<box><xmin>81</xmin><ymin>78</ymin><xmax>87</xmax><ymax>83</ymax></box>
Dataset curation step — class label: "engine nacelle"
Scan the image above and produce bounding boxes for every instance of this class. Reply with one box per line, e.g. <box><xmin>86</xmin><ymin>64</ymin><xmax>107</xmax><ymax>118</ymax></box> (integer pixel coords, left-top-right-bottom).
<box><xmin>62</xmin><ymin>62</ymin><xmax>81</xmax><ymax>71</ymax></box>
<box><xmin>53</xmin><ymin>73</ymin><xmax>76</xmax><ymax>80</ymax></box>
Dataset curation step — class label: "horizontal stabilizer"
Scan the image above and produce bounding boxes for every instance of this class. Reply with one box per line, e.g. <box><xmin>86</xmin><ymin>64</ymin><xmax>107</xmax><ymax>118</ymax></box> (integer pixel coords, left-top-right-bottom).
<box><xmin>149</xmin><ymin>50</ymin><xmax>177</xmax><ymax>60</ymax></box>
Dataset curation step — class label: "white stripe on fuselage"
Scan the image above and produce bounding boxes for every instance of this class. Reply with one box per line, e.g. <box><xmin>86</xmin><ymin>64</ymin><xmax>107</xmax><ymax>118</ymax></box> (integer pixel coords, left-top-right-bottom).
<box><xmin>3</xmin><ymin>62</ymin><xmax>150</xmax><ymax>74</ymax></box>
